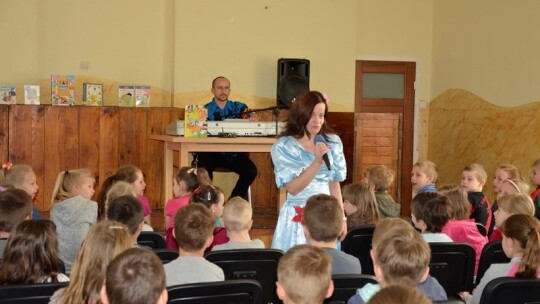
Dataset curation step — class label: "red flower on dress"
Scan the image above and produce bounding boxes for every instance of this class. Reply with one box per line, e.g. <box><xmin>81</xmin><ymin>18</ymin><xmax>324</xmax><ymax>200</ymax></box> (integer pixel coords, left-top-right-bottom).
<box><xmin>292</xmin><ymin>206</ymin><xmax>304</xmax><ymax>224</ymax></box>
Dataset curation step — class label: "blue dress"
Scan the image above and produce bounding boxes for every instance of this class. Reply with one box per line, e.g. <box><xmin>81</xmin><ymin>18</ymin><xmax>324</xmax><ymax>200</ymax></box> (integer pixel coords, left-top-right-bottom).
<box><xmin>271</xmin><ymin>134</ymin><xmax>346</xmax><ymax>251</ymax></box>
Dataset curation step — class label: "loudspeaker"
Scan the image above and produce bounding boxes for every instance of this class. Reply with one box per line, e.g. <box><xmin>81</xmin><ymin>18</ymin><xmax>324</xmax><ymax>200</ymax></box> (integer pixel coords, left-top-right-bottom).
<box><xmin>276</xmin><ymin>58</ymin><xmax>310</xmax><ymax>107</ymax></box>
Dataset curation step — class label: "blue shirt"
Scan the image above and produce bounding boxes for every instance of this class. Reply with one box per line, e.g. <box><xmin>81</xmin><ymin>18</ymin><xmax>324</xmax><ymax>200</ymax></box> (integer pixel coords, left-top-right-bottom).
<box><xmin>205</xmin><ymin>99</ymin><xmax>249</xmax><ymax>121</ymax></box>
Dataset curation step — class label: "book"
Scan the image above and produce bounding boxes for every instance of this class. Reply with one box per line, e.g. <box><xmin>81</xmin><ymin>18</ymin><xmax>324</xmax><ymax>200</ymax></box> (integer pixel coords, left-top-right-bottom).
<box><xmin>24</xmin><ymin>85</ymin><xmax>40</xmax><ymax>105</ymax></box>
<box><xmin>0</xmin><ymin>85</ymin><xmax>16</xmax><ymax>104</ymax></box>
<box><xmin>135</xmin><ymin>86</ymin><xmax>150</xmax><ymax>107</ymax></box>
<box><xmin>51</xmin><ymin>75</ymin><xmax>75</xmax><ymax>106</ymax></box>
<box><xmin>118</xmin><ymin>85</ymin><xmax>135</xmax><ymax>107</ymax></box>
<box><xmin>83</xmin><ymin>83</ymin><xmax>103</xmax><ymax>106</ymax></box>
<box><xmin>184</xmin><ymin>105</ymin><xmax>208</xmax><ymax>138</ymax></box>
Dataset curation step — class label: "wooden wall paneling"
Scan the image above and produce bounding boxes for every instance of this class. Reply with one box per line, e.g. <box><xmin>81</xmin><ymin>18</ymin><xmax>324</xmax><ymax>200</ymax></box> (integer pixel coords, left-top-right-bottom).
<box><xmin>98</xmin><ymin>107</ymin><xmax>119</xmax><ymax>190</ymax></box>
<box><xmin>0</xmin><ymin>106</ymin><xmax>8</xmax><ymax>164</ymax></box>
<box><xmin>134</xmin><ymin>108</ymin><xmax>148</xmax><ymax>169</ymax></box>
<box><xmin>118</xmin><ymin>108</ymin><xmax>137</xmax><ymax>165</ymax></box>
<box><xmin>8</xmin><ymin>105</ymin><xmax>33</xmax><ymax>164</ymax></box>
<box><xmin>31</xmin><ymin>106</ymin><xmax>46</xmax><ymax>211</ymax></box>
<box><xmin>78</xmin><ymin>107</ymin><xmax>100</xmax><ymax>181</ymax></box>
<box><xmin>64</xmin><ymin>107</ymin><xmax>80</xmax><ymax>169</ymax></box>
<box><xmin>146</xmin><ymin>108</ymin><xmax>165</xmax><ymax>208</ymax></box>
<box><xmin>43</xmin><ymin>107</ymin><xmax>66</xmax><ymax>210</ymax></box>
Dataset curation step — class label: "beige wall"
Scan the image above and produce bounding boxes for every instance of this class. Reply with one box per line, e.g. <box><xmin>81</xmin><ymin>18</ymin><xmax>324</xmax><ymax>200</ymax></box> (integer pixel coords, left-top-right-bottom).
<box><xmin>432</xmin><ymin>0</ymin><xmax>540</xmax><ymax>106</ymax></box>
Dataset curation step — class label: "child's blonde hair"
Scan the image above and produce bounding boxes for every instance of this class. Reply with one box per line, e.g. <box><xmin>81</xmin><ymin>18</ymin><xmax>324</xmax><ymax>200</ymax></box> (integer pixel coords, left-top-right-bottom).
<box><xmin>277</xmin><ymin>244</ymin><xmax>332</xmax><ymax>304</ymax></box>
<box><xmin>497</xmin><ymin>193</ymin><xmax>535</xmax><ymax>217</ymax></box>
<box><xmin>438</xmin><ymin>185</ymin><xmax>470</xmax><ymax>220</ymax></box>
<box><xmin>412</xmin><ymin>160</ymin><xmax>438</xmax><ymax>182</ymax></box>
<box><xmin>0</xmin><ymin>164</ymin><xmax>34</xmax><ymax>187</ymax></box>
<box><xmin>532</xmin><ymin>159</ymin><xmax>540</xmax><ymax>169</ymax></box>
<box><xmin>365</xmin><ymin>165</ymin><xmax>395</xmax><ymax>191</ymax></box>
<box><xmin>373</xmin><ymin>218</ymin><xmax>430</xmax><ymax>286</ymax></box>
<box><xmin>342</xmin><ymin>182</ymin><xmax>379</xmax><ymax>223</ymax></box>
<box><xmin>500</xmin><ymin>178</ymin><xmax>530</xmax><ymax>195</ymax></box>
<box><xmin>222</xmin><ymin>197</ymin><xmax>252</xmax><ymax>233</ymax></box>
<box><xmin>304</xmin><ymin>194</ymin><xmax>343</xmax><ymax>242</ymax></box>
<box><xmin>497</xmin><ymin>164</ymin><xmax>523</xmax><ymax>181</ymax></box>
<box><xmin>464</xmin><ymin>163</ymin><xmax>487</xmax><ymax>183</ymax></box>
<box><xmin>51</xmin><ymin>168</ymin><xmax>95</xmax><ymax>204</ymax></box>
<box><xmin>104</xmin><ymin>181</ymin><xmax>137</xmax><ymax>216</ymax></box>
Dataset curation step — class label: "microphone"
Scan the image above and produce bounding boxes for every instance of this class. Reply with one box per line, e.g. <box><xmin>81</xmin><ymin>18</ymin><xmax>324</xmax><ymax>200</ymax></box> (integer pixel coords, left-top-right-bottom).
<box><xmin>314</xmin><ymin>135</ymin><xmax>331</xmax><ymax>170</ymax></box>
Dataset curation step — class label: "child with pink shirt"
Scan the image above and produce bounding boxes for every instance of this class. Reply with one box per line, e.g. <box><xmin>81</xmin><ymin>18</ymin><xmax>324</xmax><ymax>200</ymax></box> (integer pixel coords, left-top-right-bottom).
<box><xmin>438</xmin><ymin>185</ymin><xmax>488</xmax><ymax>276</ymax></box>
<box><xmin>164</xmin><ymin>167</ymin><xmax>210</xmax><ymax>249</ymax></box>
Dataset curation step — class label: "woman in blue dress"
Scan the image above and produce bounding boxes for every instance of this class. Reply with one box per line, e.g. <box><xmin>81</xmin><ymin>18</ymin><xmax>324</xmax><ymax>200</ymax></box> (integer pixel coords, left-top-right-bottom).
<box><xmin>271</xmin><ymin>90</ymin><xmax>347</xmax><ymax>251</ymax></box>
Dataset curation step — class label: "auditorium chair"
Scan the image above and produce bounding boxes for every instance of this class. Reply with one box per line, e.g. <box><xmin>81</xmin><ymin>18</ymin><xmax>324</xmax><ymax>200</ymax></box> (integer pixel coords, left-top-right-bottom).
<box><xmin>479</xmin><ymin>277</ymin><xmax>540</xmax><ymax>304</ymax></box>
<box><xmin>167</xmin><ymin>279</ymin><xmax>263</xmax><ymax>304</ymax></box>
<box><xmin>428</xmin><ymin>242</ymin><xmax>475</xmax><ymax>298</ymax></box>
<box><xmin>137</xmin><ymin>231</ymin><xmax>166</xmax><ymax>249</ymax></box>
<box><xmin>340</xmin><ymin>225</ymin><xmax>376</xmax><ymax>275</ymax></box>
<box><xmin>0</xmin><ymin>282</ymin><xmax>68</xmax><ymax>304</ymax></box>
<box><xmin>476</xmin><ymin>240</ymin><xmax>510</xmax><ymax>286</ymax></box>
<box><xmin>324</xmin><ymin>274</ymin><xmax>377</xmax><ymax>304</ymax></box>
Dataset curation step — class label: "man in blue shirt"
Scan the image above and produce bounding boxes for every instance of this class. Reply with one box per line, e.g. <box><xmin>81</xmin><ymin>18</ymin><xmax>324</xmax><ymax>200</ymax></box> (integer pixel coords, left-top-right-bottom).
<box><xmin>194</xmin><ymin>76</ymin><xmax>257</xmax><ymax>201</ymax></box>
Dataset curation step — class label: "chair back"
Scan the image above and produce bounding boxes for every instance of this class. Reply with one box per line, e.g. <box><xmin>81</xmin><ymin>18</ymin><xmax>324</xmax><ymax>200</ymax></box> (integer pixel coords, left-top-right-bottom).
<box><xmin>324</xmin><ymin>274</ymin><xmax>377</xmax><ymax>304</ymax></box>
<box><xmin>205</xmin><ymin>249</ymin><xmax>284</xmax><ymax>304</ymax></box>
<box><xmin>340</xmin><ymin>225</ymin><xmax>375</xmax><ymax>275</ymax></box>
<box><xmin>0</xmin><ymin>282</ymin><xmax>68</xmax><ymax>304</ymax></box>
<box><xmin>476</xmin><ymin>240</ymin><xmax>510</xmax><ymax>285</ymax></box>
<box><xmin>428</xmin><ymin>242</ymin><xmax>475</xmax><ymax>298</ymax></box>
<box><xmin>167</xmin><ymin>279</ymin><xmax>263</xmax><ymax>304</ymax></box>
<box><xmin>153</xmin><ymin>248</ymin><xmax>179</xmax><ymax>264</ymax></box>
<box><xmin>137</xmin><ymin>231</ymin><xmax>166</xmax><ymax>249</ymax></box>
<box><xmin>476</xmin><ymin>223</ymin><xmax>487</xmax><ymax>236</ymax></box>
<box><xmin>479</xmin><ymin>277</ymin><xmax>540</xmax><ymax>304</ymax></box>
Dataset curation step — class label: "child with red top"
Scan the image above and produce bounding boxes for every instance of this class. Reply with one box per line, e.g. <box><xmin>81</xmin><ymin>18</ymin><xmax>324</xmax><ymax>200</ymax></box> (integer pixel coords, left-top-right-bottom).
<box><xmin>490</xmin><ymin>164</ymin><xmax>523</xmax><ymax>236</ymax></box>
<box><xmin>164</xmin><ymin>167</ymin><xmax>211</xmax><ymax>249</ymax></box>
<box><xmin>189</xmin><ymin>185</ymin><xmax>227</xmax><ymax>251</ymax></box>
<box><xmin>461</xmin><ymin>164</ymin><xmax>492</xmax><ymax>230</ymax></box>
<box><xmin>529</xmin><ymin>159</ymin><xmax>540</xmax><ymax>220</ymax></box>
<box><xmin>438</xmin><ymin>185</ymin><xmax>488</xmax><ymax>275</ymax></box>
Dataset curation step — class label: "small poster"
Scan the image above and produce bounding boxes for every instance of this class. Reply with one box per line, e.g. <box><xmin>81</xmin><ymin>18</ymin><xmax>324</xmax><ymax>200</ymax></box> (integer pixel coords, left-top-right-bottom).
<box><xmin>184</xmin><ymin>105</ymin><xmax>208</xmax><ymax>138</ymax></box>
<box><xmin>24</xmin><ymin>85</ymin><xmax>40</xmax><ymax>105</ymax></box>
<box><xmin>135</xmin><ymin>86</ymin><xmax>151</xmax><ymax>107</ymax></box>
<box><xmin>0</xmin><ymin>85</ymin><xmax>16</xmax><ymax>104</ymax></box>
<box><xmin>51</xmin><ymin>74</ymin><xmax>75</xmax><ymax>106</ymax></box>
<box><xmin>118</xmin><ymin>85</ymin><xmax>135</xmax><ymax>107</ymax></box>
<box><xmin>83</xmin><ymin>83</ymin><xmax>103</xmax><ymax>106</ymax></box>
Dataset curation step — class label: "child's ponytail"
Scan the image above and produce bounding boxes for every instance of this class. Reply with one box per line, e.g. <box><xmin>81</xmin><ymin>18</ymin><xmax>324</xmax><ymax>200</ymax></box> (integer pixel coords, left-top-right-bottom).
<box><xmin>516</xmin><ymin>224</ymin><xmax>540</xmax><ymax>278</ymax></box>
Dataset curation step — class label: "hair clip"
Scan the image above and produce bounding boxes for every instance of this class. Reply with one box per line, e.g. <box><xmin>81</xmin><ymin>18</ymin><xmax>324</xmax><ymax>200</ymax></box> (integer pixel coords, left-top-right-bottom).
<box><xmin>207</xmin><ymin>191</ymin><xmax>212</xmax><ymax>201</ymax></box>
<box><xmin>108</xmin><ymin>225</ymin><xmax>124</xmax><ymax>230</ymax></box>
<box><xmin>2</xmin><ymin>162</ymin><xmax>13</xmax><ymax>171</ymax></box>
<box><xmin>322</xmin><ymin>92</ymin><xmax>330</xmax><ymax>103</ymax></box>
<box><xmin>505</xmin><ymin>179</ymin><xmax>520</xmax><ymax>193</ymax></box>
<box><xmin>193</xmin><ymin>187</ymin><xmax>201</xmax><ymax>195</ymax></box>
<box><xmin>187</xmin><ymin>168</ymin><xmax>198</xmax><ymax>176</ymax></box>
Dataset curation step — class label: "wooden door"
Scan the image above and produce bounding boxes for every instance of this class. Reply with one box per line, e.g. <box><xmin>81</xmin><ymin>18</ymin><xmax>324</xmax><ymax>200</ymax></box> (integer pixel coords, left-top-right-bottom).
<box><xmin>354</xmin><ymin>60</ymin><xmax>415</xmax><ymax>216</ymax></box>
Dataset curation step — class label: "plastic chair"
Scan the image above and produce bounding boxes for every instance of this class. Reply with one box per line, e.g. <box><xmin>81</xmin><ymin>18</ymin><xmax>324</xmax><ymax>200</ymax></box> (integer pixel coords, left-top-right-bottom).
<box><xmin>479</xmin><ymin>277</ymin><xmax>540</xmax><ymax>304</ymax></box>
<box><xmin>205</xmin><ymin>249</ymin><xmax>284</xmax><ymax>304</ymax></box>
<box><xmin>0</xmin><ymin>282</ymin><xmax>68</xmax><ymax>304</ymax></box>
<box><xmin>476</xmin><ymin>223</ymin><xmax>487</xmax><ymax>237</ymax></box>
<box><xmin>476</xmin><ymin>240</ymin><xmax>510</xmax><ymax>285</ymax></box>
<box><xmin>324</xmin><ymin>274</ymin><xmax>377</xmax><ymax>304</ymax></box>
<box><xmin>153</xmin><ymin>248</ymin><xmax>179</xmax><ymax>264</ymax></box>
<box><xmin>167</xmin><ymin>279</ymin><xmax>263</xmax><ymax>304</ymax></box>
<box><xmin>428</xmin><ymin>242</ymin><xmax>475</xmax><ymax>298</ymax></box>
<box><xmin>340</xmin><ymin>225</ymin><xmax>376</xmax><ymax>275</ymax></box>
<box><xmin>137</xmin><ymin>231</ymin><xmax>166</xmax><ymax>249</ymax></box>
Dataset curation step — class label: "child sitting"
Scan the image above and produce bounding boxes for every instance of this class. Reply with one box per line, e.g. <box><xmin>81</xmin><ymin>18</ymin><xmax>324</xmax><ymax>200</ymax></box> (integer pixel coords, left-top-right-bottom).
<box><xmin>491</xmin><ymin>193</ymin><xmax>535</xmax><ymax>241</ymax></box>
<box><xmin>164</xmin><ymin>203</ymin><xmax>224</xmax><ymax>286</ymax></box>
<box><xmin>96</xmin><ymin>165</ymin><xmax>152</xmax><ymax>225</ymax></box>
<box><xmin>303</xmin><ymin>193</ymin><xmax>362</xmax><ymax>275</ymax></box>
<box><xmin>529</xmin><ymin>159</ymin><xmax>540</xmax><ymax>220</ymax></box>
<box><xmin>276</xmin><ymin>244</ymin><xmax>334</xmax><ymax>304</ymax></box>
<box><xmin>101</xmin><ymin>248</ymin><xmax>167</xmax><ymax>304</ymax></box>
<box><xmin>460</xmin><ymin>214</ymin><xmax>540</xmax><ymax>304</ymax></box>
<box><xmin>211</xmin><ymin>197</ymin><xmax>264</xmax><ymax>251</ymax></box>
<box><xmin>347</xmin><ymin>218</ymin><xmax>447</xmax><ymax>304</ymax></box>
<box><xmin>0</xmin><ymin>162</ymin><xmax>41</xmax><ymax>219</ymax></box>
<box><xmin>0</xmin><ymin>219</ymin><xmax>69</xmax><ymax>284</ymax></box>
<box><xmin>49</xmin><ymin>220</ymin><xmax>132</xmax><ymax>304</ymax></box>
<box><xmin>342</xmin><ymin>181</ymin><xmax>379</xmax><ymax>229</ymax></box>
<box><xmin>438</xmin><ymin>185</ymin><xmax>488</xmax><ymax>275</ymax></box>
<box><xmin>165</xmin><ymin>167</ymin><xmax>211</xmax><ymax>249</ymax></box>
<box><xmin>104</xmin><ymin>181</ymin><xmax>153</xmax><ymax>232</ymax></box>
<box><xmin>496</xmin><ymin>178</ymin><xmax>529</xmax><ymax>200</ymax></box>
<box><xmin>411</xmin><ymin>160</ymin><xmax>438</xmax><ymax>194</ymax></box>
<box><xmin>461</xmin><ymin>163</ymin><xmax>492</xmax><ymax>229</ymax></box>
<box><xmin>365</xmin><ymin>165</ymin><xmax>400</xmax><ymax>218</ymax></box>
<box><xmin>189</xmin><ymin>185</ymin><xmax>227</xmax><ymax>251</ymax></box>
<box><xmin>51</xmin><ymin>169</ymin><xmax>98</xmax><ymax>274</ymax></box>
<box><xmin>489</xmin><ymin>164</ymin><xmax>523</xmax><ymax>236</ymax></box>
<box><xmin>107</xmin><ymin>195</ymin><xmax>145</xmax><ymax>246</ymax></box>
<box><xmin>411</xmin><ymin>192</ymin><xmax>453</xmax><ymax>242</ymax></box>
<box><xmin>0</xmin><ymin>189</ymin><xmax>32</xmax><ymax>259</ymax></box>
